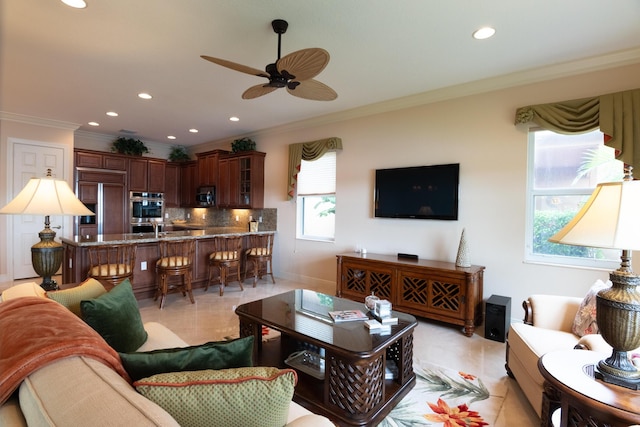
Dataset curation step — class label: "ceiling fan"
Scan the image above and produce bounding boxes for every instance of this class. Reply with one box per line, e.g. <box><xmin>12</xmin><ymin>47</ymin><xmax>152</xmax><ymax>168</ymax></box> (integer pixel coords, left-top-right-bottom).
<box><xmin>201</xmin><ymin>19</ymin><xmax>337</xmax><ymax>101</ymax></box>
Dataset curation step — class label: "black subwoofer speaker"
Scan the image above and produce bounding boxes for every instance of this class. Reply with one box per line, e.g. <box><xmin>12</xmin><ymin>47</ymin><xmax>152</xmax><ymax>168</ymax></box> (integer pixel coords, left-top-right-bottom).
<box><xmin>485</xmin><ymin>295</ymin><xmax>511</xmax><ymax>343</ymax></box>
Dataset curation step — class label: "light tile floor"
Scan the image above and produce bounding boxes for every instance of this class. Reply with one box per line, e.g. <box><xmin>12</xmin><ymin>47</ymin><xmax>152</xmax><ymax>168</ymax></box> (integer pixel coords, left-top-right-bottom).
<box><xmin>2</xmin><ymin>275</ymin><xmax>539</xmax><ymax>426</ymax></box>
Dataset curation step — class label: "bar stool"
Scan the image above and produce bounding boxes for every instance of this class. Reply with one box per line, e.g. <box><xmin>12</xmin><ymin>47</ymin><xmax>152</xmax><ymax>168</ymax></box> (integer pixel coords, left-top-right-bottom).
<box><xmin>205</xmin><ymin>235</ymin><xmax>243</xmax><ymax>296</ymax></box>
<box><xmin>244</xmin><ymin>232</ymin><xmax>275</xmax><ymax>287</ymax></box>
<box><xmin>87</xmin><ymin>243</ymin><xmax>136</xmax><ymax>290</ymax></box>
<box><xmin>155</xmin><ymin>239</ymin><xmax>195</xmax><ymax>309</ymax></box>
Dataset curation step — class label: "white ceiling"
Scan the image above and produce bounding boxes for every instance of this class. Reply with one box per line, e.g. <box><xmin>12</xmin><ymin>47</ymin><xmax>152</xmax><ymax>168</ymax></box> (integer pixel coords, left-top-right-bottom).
<box><xmin>2</xmin><ymin>0</ymin><xmax>640</xmax><ymax>147</ymax></box>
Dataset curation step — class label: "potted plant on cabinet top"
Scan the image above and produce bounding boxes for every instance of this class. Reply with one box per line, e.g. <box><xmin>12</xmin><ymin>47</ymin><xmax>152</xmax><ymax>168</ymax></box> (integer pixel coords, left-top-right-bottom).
<box><xmin>168</xmin><ymin>145</ymin><xmax>191</xmax><ymax>162</ymax></box>
<box><xmin>111</xmin><ymin>137</ymin><xmax>149</xmax><ymax>156</ymax></box>
<box><xmin>231</xmin><ymin>137</ymin><xmax>256</xmax><ymax>153</ymax></box>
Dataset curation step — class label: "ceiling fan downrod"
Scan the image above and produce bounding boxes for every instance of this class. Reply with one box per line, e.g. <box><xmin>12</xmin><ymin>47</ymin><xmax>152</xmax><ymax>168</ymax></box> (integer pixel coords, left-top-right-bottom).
<box><xmin>272</xmin><ymin>19</ymin><xmax>288</xmax><ymax>61</ymax></box>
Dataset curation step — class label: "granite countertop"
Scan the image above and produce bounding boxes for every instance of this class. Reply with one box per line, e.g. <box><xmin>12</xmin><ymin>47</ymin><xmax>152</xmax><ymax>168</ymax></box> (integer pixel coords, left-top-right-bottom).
<box><xmin>61</xmin><ymin>227</ymin><xmax>274</xmax><ymax>246</ymax></box>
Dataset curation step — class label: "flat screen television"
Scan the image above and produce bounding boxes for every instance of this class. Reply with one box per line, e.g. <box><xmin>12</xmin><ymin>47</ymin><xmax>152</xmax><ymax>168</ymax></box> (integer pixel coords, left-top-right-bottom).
<box><xmin>374</xmin><ymin>163</ymin><xmax>459</xmax><ymax>220</ymax></box>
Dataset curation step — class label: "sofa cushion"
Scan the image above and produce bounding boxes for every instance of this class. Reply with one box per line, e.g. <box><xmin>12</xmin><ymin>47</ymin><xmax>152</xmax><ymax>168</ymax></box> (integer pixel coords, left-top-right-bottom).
<box><xmin>136</xmin><ymin>322</ymin><xmax>189</xmax><ymax>352</ymax></box>
<box><xmin>572</xmin><ymin>279</ymin><xmax>610</xmax><ymax>337</ymax></box>
<box><xmin>80</xmin><ymin>279</ymin><xmax>148</xmax><ymax>352</ymax></box>
<box><xmin>1</xmin><ymin>282</ymin><xmax>46</xmax><ymax>301</ymax></box>
<box><xmin>134</xmin><ymin>367</ymin><xmax>296</xmax><ymax>427</ymax></box>
<box><xmin>119</xmin><ymin>336</ymin><xmax>254</xmax><ymax>381</ymax></box>
<box><xmin>19</xmin><ymin>356</ymin><xmax>179</xmax><ymax>427</ymax></box>
<box><xmin>46</xmin><ymin>278</ymin><xmax>107</xmax><ymax>316</ymax></box>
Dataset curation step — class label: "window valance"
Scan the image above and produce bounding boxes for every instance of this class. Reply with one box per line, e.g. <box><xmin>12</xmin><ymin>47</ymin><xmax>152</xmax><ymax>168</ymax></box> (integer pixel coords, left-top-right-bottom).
<box><xmin>287</xmin><ymin>137</ymin><xmax>342</xmax><ymax>199</ymax></box>
<box><xmin>515</xmin><ymin>89</ymin><xmax>640</xmax><ymax>171</ymax></box>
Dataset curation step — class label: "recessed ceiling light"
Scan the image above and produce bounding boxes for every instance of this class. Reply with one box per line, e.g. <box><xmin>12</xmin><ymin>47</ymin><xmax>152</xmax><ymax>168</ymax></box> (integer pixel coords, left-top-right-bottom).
<box><xmin>61</xmin><ymin>0</ymin><xmax>87</xmax><ymax>8</ymax></box>
<box><xmin>167</xmin><ymin>136</ymin><xmax>176</xmax><ymax>140</ymax></box>
<box><xmin>88</xmin><ymin>121</ymin><xmax>99</xmax><ymax>126</ymax></box>
<box><xmin>106</xmin><ymin>111</ymin><xmax>118</xmax><ymax>117</ymax></box>
<box><xmin>230</xmin><ymin>116</ymin><xmax>239</xmax><ymax>122</ymax></box>
<box><xmin>138</xmin><ymin>93</ymin><xmax>152</xmax><ymax>100</ymax></box>
<box><xmin>189</xmin><ymin>129</ymin><xmax>199</xmax><ymax>133</ymax></box>
<box><xmin>473</xmin><ymin>27</ymin><xmax>496</xmax><ymax>40</ymax></box>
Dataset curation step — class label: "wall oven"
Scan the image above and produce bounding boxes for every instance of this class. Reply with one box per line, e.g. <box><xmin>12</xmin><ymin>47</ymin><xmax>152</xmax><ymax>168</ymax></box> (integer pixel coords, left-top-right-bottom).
<box><xmin>130</xmin><ymin>192</ymin><xmax>164</xmax><ymax>233</ymax></box>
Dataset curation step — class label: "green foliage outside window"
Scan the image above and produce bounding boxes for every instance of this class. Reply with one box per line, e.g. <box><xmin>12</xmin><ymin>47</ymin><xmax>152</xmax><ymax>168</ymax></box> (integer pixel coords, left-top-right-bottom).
<box><xmin>533</xmin><ymin>210</ymin><xmax>604</xmax><ymax>258</ymax></box>
<box><xmin>314</xmin><ymin>196</ymin><xmax>335</xmax><ymax>217</ymax></box>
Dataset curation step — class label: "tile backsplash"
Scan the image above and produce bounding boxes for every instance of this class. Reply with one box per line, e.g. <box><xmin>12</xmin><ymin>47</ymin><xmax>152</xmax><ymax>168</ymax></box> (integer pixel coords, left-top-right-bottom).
<box><xmin>165</xmin><ymin>207</ymin><xmax>276</xmax><ymax>232</ymax></box>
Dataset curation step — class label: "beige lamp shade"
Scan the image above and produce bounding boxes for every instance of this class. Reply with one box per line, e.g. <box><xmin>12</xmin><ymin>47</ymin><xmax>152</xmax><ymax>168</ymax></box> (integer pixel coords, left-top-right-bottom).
<box><xmin>0</xmin><ymin>176</ymin><xmax>94</xmax><ymax>216</ymax></box>
<box><xmin>549</xmin><ymin>180</ymin><xmax>640</xmax><ymax>251</ymax></box>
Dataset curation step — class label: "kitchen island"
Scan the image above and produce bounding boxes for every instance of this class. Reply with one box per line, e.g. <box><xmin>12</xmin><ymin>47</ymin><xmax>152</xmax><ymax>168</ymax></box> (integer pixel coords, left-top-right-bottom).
<box><xmin>61</xmin><ymin>227</ymin><xmax>274</xmax><ymax>299</ymax></box>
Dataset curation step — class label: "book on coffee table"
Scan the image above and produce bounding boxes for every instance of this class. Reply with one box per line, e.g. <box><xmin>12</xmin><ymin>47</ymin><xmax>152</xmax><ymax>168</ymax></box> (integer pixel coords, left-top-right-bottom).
<box><xmin>329</xmin><ymin>309</ymin><xmax>368</xmax><ymax>322</ymax></box>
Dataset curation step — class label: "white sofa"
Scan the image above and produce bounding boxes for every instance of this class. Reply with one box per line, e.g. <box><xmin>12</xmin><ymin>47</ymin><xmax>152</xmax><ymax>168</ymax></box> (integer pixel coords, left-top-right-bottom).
<box><xmin>505</xmin><ymin>294</ymin><xmax>616</xmax><ymax>418</ymax></box>
<box><xmin>0</xmin><ymin>282</ymin><xmax>334</xmax><ymax>427</ymax></box>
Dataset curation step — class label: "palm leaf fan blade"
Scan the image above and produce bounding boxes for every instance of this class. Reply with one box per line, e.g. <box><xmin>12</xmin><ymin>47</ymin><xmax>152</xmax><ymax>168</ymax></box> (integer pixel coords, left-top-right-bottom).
<box><xmin>276</xmin><ymin>48</ymin><xmax>330</xmax><ymax>81</ymax></box>
<box><xmin>200</xmin><ymin>55</ymin><xmax>269</xmax><ymax>78</ymax></box>
<box><xmin>287</xmin><ymin>79</ymin><xmax>337</xmax><ymax>101</ymax></box>
<box><xmin>242</xmin><ymin>84</ymin><xmax>278</xmax><ymax>99</ymax></box>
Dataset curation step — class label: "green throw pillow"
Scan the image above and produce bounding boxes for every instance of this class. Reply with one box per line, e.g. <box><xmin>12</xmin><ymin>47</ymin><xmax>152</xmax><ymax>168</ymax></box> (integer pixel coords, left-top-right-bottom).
<box><xmin>80</xmin><ymin>279</ymin><xmax>148</xmax><ymax>352</ymax></box>
<box><xmin>134</xmin><ymin>367</ymin><xmax>297</xmax><ymax>427</ymax></box>
<box><xmin>118</xmin><ymin>336</ymin><xmax>254</xmax><ymax>381</ymax></box>
<box><xmin>46</xmin><ymin>278</ymin><xmax>107</xmax><ymax>316</ymax></box>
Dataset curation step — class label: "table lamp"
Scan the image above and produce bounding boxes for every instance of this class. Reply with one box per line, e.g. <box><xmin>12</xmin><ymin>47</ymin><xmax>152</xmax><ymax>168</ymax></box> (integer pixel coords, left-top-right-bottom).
<box><xmin>549</xmin><ymin>166</ymin><xmax>640</xmax><ymax>389</ymax></box>
<box><xmin>0</xmin><ymin>169</ymin><xmax>94</xmax><ymax>291</ymax></box>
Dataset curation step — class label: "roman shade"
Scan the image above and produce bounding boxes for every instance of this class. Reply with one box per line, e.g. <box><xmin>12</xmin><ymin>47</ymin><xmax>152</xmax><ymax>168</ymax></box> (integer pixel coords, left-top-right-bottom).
<box><xmin>287</xmin><ymin>137</ymin><xmax>342</xmax><ymax>200</ymax></box>
<box><xmin>515</xmin><ymin>89</ymin><xmax>640</xmax><ymax>171</ymax></box>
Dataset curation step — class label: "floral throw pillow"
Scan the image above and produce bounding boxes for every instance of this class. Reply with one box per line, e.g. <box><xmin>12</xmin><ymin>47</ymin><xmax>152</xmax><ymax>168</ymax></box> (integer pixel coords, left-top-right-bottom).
<box><xmin>572</xmin><ymin>279</ymin><xmax>610</xmax><ymax>337</ymax></box>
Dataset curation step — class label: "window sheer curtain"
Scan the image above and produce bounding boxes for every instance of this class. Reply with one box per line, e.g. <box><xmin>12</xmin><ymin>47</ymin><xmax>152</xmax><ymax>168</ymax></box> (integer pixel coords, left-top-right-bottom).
<box><xmin>287</xmin><ymin>137</ymin><xmax>342</xmax><ymax>199</ymax></box>
<box><xmin>515</xmin><ymin>89</ymin><xmax>640</xmax><ymax>171</ymax></box>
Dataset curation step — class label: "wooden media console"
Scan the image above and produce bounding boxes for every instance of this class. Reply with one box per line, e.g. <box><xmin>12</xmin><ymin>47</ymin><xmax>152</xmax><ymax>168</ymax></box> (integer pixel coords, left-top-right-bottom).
<box><xmin>336</xmin><ymin>253</ymin><xmax>485</xmax><ymax>336</ymax></box>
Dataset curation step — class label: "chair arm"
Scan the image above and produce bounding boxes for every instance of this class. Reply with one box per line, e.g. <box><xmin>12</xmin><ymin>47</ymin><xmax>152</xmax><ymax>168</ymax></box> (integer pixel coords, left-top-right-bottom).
<box><xmin>526</xmin><ymin>294</ymin><xmax>583</xmax><ymax>332</ymax></box>
<box><xmin>575</xmin><ymin>334</ymin><xmax>612</xmax><ymax>353</ymax></box>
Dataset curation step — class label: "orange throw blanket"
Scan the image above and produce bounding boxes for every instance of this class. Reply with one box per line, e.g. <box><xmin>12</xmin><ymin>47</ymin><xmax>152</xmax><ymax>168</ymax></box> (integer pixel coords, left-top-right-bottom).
<box><xmin>0</xmin><ymin>296</ymin><xmax>131</xmax><ymax>404</ymax></box>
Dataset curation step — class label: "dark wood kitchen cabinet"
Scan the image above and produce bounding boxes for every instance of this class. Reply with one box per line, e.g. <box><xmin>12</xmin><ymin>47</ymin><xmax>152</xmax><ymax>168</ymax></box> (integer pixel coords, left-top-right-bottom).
<box><xmin>75</xmin><ymin>169</ymin><xmax>127</xmax><ymax>235</ymax></box>
<box><xmin>217</xmin><ymin>151</ymin><xmax>265</xmax><ymax>208</ymax></box>
<box><xmin>129</xmin><ymin>158</ymin><xmax>166</xmax><ymax>193</ymax></box>
<box><xmin>164</xmin><ymin>163</ymin><xmax>181</xmax><ymax>207</ymax></box>
<box><xmin>75</xmin><ymin>150</ymin><xmax>127</xmax><ymax>171</ymax></box>
<box><xmin>196</xmin><ymin>149</ymin><xmax>228</xmax><ymax>187</ymax></box>
<box><xmin>180</xmin><ymin>161</ymin><xmax>197</xmax><ymax>207</ymax></box>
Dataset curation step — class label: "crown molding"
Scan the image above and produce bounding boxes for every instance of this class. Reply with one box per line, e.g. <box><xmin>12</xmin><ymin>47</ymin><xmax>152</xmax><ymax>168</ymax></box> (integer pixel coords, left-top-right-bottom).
<box><xmin>0</xmin><ymin>111</ymin><xmax>80</xmax><ymax>131</ymax></box>
<box><xmin>245</xmin><ymin>47</ymin><xmax>640</xmax><ymax>140</ymax></box>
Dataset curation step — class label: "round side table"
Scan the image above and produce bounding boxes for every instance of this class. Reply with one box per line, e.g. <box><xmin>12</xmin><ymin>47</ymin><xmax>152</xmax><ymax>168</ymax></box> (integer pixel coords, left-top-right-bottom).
<box><xmin>538</xmin><ymin>350</ymin><xmax>640</xmax><ymax>427</ymax></box>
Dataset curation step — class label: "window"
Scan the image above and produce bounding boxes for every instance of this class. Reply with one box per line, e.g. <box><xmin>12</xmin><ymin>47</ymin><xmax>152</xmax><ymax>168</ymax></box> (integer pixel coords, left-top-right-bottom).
<box><xmin>525</xmin><ymin>129</ymin><xmax>623</xmax><ymax>268</ymax></box>
<box><xmin>296</xmin><ymin>151</ymin><xmax>336</xmax><ymax>241</ymax></box>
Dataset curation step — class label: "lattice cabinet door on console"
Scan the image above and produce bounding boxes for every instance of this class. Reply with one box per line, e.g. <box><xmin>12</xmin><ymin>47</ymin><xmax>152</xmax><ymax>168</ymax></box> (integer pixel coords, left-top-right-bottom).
<box><xmin>338</xmin><ymin>258</ymin><xmax>393</xmax><ymax>302</ymax></box>
<box><xmin>336</xmin><ymin>254</ymin><xmax>485</xmax><ymax>337</ymax></box>
<box><xmin>397</xmin><ymin>269</ymin><xmax>465</xmax><ymax>320</ymax></box>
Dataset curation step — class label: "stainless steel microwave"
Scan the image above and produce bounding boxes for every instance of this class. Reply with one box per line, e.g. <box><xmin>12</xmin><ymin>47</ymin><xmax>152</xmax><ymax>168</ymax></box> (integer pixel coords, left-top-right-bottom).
<box><xmin>196</xmin><ymin>186</ymin><xmax>215</xmax><ymax>207</ymax></box>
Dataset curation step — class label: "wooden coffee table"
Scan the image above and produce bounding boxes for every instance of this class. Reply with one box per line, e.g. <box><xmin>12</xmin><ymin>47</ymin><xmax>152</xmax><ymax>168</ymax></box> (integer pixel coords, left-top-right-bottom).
<box><xmin>235</xmin><ymin>289</ymin><xmax>417</xmax><ymax>426</ymax></box>
<box><xmin>538</xmin><ymin>350</ymin><xmax>640</xmax><ymax>427</ymax></box>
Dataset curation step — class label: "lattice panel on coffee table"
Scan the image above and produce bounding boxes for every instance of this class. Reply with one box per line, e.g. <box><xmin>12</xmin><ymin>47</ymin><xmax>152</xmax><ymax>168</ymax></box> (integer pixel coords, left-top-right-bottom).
<box><xmin>327</xmin><ymin>354</ymin><xmax>385</xmax><ymax>416</ymax></box>
<box><xmin>386</xmin><ymin>334</ymin><xmax>414</xmax><ymax>383</ymax></box>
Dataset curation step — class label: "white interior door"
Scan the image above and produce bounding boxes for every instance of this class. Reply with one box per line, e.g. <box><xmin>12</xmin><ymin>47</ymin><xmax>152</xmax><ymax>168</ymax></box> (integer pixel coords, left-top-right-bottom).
<box><xmin>11</xmin><ymin>142</ymin><xmax>66</xmax><ymax>279</ymax></box>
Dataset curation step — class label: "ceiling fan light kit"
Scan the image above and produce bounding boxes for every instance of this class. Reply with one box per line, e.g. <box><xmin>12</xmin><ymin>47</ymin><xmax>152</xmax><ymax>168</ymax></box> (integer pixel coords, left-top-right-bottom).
<box><xmin>201</xmin><ymin>19</ymin><xmax>337</xmax><ymax>101</ymax></box>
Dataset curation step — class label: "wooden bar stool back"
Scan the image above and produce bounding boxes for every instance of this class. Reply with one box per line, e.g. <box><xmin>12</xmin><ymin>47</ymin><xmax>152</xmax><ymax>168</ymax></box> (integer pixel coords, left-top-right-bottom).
<box><xmin>155</xmin><ymin>239</ymin><xmax>195</xmax><ymax>309</ymax></box>
<box><xmin>87</xmin><ymin>243</ymin><xmax>136</xmax><ymax>290</ymax></box>
<box><xmin>206</xmin><ymin>235</ymin><xmax>243</xmax><ymax>296</ymax></box>
<box><xmin>244</xmin><ymin>232</ymin><xmax>275</xmax><ymax>287</ymax></box>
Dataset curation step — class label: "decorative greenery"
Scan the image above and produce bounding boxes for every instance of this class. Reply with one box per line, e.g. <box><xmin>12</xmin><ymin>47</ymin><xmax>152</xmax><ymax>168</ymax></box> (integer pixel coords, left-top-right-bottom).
<box><xmin>168</xmin><ymin>145</ymin><xmax>191</xmax><ymax>162</ymax></box>
<box><xmin>111</xmin><ymin>137</ymin><xmax>149</xmax><ymax>156</ymax></box>
<box><xmin>231</xmin><ymin>137</ymin><xmax>256</xmax><ymax>153</ymax></box>
<box><xmin>534</xmin><ymin>210</ymin><xmax>601</xmax><ymax>258</ymax></box>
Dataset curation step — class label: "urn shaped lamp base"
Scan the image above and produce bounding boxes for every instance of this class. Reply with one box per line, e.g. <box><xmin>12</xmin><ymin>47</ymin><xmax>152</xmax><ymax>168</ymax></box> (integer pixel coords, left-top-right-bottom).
<box><xmin>594</xmin><ymin>263</ymin><xmax>640</xmax><ymax>390</ymax></box>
